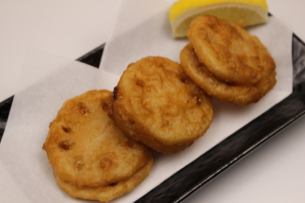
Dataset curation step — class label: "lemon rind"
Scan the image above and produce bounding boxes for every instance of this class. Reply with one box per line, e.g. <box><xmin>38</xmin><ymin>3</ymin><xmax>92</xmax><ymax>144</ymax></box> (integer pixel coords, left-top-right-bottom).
<box><xmin>169</xmin><ymin>0</ymin><xmax>268</xmax><ymax>22</ymax></box>
<box><xmin>170</xmin><ymin>4</ymin><xmax>268</xmax><ymax>38</ymax></box>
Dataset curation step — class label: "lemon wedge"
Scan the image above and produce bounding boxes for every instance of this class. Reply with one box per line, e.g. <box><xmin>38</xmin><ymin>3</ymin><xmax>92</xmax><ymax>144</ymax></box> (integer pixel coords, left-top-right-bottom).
<box><xmin>169</xmin><ymin>0</ymin><xmax>269</xmax><ymax>38</ymax></box>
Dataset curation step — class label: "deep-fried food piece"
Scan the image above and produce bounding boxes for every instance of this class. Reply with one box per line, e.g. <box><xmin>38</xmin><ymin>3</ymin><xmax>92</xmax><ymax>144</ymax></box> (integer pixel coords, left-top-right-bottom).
<box><xmin>112</xmin><ymin>56</ymin><xmax>213</xmax><ymax>153</ymax></box>
<box><xmin>180</xmin><ymin>44</ymin><xmax>276</xmax><ymax>105</ymax></box>
<box><xmin>56</xmin><ymin>159</ymin><xmax>153</xmax><ymax>203</ymax></box>
<box><xmin>43</xmin><ymin>90</ymin><xmax>152</xmax><ymax>189</ymax></box>
<box><xmin>188</xmin><ymin>15</ymin><xmax>275</xmax><ymax>85</ymax></box>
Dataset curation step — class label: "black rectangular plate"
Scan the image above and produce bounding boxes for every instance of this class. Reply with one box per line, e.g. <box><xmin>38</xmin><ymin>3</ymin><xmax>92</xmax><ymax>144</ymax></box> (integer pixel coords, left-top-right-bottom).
<box><xmin>1</xmin><ymin>34</ymin><xmax>305</xmax><ymax>203</ymax></box>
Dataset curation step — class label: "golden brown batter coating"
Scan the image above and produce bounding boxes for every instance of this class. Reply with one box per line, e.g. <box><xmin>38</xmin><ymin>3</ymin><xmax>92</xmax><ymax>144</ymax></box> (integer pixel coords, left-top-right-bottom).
<box><xmin>56</xmin><ymin>159</ymin><xmax>153</xmax><ymax>203</ymax></box>
<box><xmin>187</xmin><ymin>15</ymin><xmax>275</xmax><ymax>85</ymax></box>
<box><xmin>112</xmin><ymin>56</ymin><xmax>213</xmax><ymax>153</ymax></box>
<box><xmin>43</xmin><ymin>90</ymin><xmax>153</xmax><ymax>189</ymax></box>
<box><xmin>180</xmin><ymin>44</ymin><xmax>276</xmax><ymax>105</ymax></box>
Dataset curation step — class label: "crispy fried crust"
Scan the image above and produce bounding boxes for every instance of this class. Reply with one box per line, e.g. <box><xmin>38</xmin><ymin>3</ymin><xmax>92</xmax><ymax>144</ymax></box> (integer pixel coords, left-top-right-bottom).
<box><xmin>43</xmin><ymin>90</ymin><xmax>153</xmax><ymax>188</ymax></box>
<box><xmin>180</xmin><ymin>44</ymin><xmax>276</xmax><ymax>105</ymax></box>
<box><xmin>56</xmin><ymin>159</ymin><xmax>153</xmax><ymax>203</ymax></box>
<box><xmin>187</xmin><ymin>15</ymin><xmax>275</xmax><ymax>85</ymax></box>
<box><xmin>112</xmin><ymin>56</ymin><xmax>213</xmax><ymax>153</ymax></box>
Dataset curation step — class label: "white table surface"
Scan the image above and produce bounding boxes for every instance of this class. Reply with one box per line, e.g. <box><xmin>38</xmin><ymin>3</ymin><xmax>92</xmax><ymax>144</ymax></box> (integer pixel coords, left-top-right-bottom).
<box><xmin>0</xmin><ymin>0</ymin><xmax>121</xmax><ymax>101</ymax></box>
<box><xmin>0</xmin><ymin>0</ymin><xmax>304</xmax><ymax>202</ymax></box>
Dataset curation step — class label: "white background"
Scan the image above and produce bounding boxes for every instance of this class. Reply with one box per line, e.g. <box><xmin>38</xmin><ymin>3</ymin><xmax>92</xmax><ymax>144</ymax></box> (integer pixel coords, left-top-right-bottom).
<box><xmin>0</xmin><ymin>0</ymin><xmax>304</xmax><ymax>202</ymax></box>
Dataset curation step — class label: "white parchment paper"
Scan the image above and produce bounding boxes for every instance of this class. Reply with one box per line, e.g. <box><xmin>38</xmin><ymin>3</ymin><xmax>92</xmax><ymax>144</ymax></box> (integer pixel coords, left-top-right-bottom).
<box><xmin>0</xmin><ymin>0</ymin><xmax>294</xmax><ymax>202</ymax></box>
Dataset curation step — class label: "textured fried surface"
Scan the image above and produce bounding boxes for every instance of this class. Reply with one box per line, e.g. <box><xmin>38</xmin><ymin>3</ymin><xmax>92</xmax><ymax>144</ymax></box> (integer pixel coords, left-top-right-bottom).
<box><xmin>56</xmin><ymin>159</ymin><xmax>153</xmax><ymax>203</ymax></box>
<box><xmin>180</xmin><ymin>44</ymin><xmax>276</xmax><ymax>105</ymax></box>
<box><xmin>112</xmin><ymin>56</ymin><xmax>213</xmax><ymax>153</ymax></box>
<box><xmin>188</xmin><ymin>15</ymin><xmax>275</xmax><ymax>85</ymax></box>
<box><xmin>43</xmin><ymin>90</ymin><xmax>152</xmax><ymax>188</ymax></box>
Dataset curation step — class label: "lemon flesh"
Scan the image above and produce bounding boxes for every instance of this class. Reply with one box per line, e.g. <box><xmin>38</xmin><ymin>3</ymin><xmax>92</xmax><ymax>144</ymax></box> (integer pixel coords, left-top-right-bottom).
<box><xmin>169</xmin><ymin>0</ymin><xmax>269</xmax><ymax>38</ymax></box>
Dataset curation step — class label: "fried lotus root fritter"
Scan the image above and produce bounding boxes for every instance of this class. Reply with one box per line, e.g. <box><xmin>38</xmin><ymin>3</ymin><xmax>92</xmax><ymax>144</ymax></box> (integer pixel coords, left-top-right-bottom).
<box><xmin>180</xmin><ymin>44</ymin><xmax>276</xmax><ymax>105</ymax></box>
<box><xmin>187</xmin><ymin>15</ymin><xmax>275</xmax><ymax>85</ymax></box>
<box><xmin>43</xmin><ymin>90</ymin><xmax>153</xmax><ymax>201</ymax></box>
<box><xmin>56</xmin><ymin>159</ymin><xmax>153</xmax><ymax>203</ymax></box>
<box><xmin>112</xmin><ymin>56</ymin><xmax>213</xmax><ymax>153</ymax></box>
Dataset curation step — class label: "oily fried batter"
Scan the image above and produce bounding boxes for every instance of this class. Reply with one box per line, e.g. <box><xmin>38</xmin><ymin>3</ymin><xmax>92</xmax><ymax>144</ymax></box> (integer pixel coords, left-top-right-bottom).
<box><xmin>112</xmin><ymin>56</ymin><xmax>213</xmax><ymax>153</ymax></box>
<box><xmin>187</xmin><ymin>15</ymin><xmax>275</xmax><ymax>85</ymax></box>
<box><xmin>43</xmin><ymin>90</ymin><xmax>153</xmax><ymax>188</ymax></box>
<box><xmin>56</xmin><ymin>159</ymin><xmax>153</xmax><ymax>203</ymax></box>
<box><xmin>180</xmin><ymin>44</ymin><xmax>276</xmax><ymax>105</ymax></box>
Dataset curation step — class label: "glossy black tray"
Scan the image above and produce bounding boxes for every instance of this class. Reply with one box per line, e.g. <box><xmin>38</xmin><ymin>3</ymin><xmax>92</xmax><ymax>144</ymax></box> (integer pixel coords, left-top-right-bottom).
<box><xmin>1</xmin><ymin>34</ymin><xmax>305</xmax><ymax>203</ymax></box>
